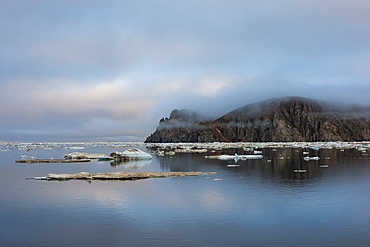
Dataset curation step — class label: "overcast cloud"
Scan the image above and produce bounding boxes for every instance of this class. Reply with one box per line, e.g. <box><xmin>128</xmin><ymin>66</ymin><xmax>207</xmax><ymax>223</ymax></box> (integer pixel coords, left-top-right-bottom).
<box><xmin>1</xmin><ymin>0</ymin><xmax>370</xmax><ymax>141</ymax></box>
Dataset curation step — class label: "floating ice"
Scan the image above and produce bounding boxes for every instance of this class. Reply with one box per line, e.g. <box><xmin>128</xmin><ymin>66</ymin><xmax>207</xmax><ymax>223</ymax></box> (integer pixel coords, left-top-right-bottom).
<box><xmin>303</xmin><ymin>156</ymin><xmax>320</xmax><ymax>161</ymax></box>
<box><xmin>110</xmin><ymin>149</ymin><xmax>152</xmax><ymax>161</ymax></box>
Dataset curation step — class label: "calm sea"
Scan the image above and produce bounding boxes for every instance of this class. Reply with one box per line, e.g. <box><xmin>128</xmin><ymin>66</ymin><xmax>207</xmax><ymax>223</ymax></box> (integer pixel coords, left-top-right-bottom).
<box><xmin>0</xmin><ymin>144</ymin><xmax>369</xmax><ymax>247</ymax></box>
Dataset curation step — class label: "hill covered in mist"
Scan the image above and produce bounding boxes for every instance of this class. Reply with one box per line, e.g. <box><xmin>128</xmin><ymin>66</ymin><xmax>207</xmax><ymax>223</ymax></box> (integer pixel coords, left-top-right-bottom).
<box><xmin>145</xmin><ymin>97</ymin><xmax>370</xmax><ymax>143</ymax></box>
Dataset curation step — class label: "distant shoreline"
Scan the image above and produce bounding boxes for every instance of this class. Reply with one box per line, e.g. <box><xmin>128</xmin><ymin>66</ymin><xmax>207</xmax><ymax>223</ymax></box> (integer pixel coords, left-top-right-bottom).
<box><xmin>2</xmin><ymin>141</ymin><xmax>369</xmax><ymax>150</ymax></box>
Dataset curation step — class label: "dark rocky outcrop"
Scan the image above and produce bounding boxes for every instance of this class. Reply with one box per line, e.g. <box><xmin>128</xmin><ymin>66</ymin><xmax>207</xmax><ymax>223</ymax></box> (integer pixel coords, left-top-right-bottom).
<box><xmin>145</xmin><ymin>109</ymin><xmax>215</xmax><ymax>142</ymax></box>
<box><xmin>145</xmin><ymin>97</ymin><xmax>370</xmax><ymax>143</ymax></box>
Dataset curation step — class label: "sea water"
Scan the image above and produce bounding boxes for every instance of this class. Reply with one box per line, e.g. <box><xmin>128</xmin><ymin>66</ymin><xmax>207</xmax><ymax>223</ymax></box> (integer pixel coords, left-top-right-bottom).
<box><xmin>0</xmin><ymin>143</ymin><xmax>369</xmax><ymax>246</ymax></box>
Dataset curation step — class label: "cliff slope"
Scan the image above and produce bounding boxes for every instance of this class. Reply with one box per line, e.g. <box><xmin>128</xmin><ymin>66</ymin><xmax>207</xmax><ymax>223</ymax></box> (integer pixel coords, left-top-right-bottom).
<box><xmin>145</xmin><ymin>97</ymin><xmax>370</xmax><ymax>142</ymax></box>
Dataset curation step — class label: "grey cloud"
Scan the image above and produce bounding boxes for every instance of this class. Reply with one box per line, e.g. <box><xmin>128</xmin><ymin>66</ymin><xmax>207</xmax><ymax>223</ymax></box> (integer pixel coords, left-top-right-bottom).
<box><xmin>1</xmin><ymin>0</ymin><xmax>370</xmax><ymax>141</ymax></box>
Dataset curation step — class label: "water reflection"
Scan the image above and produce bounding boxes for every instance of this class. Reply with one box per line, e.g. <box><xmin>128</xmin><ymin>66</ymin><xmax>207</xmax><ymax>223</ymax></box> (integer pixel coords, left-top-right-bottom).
<box><xmin>156</xmin><ymin>147</ymin><xmax>370</xmax><ymax>185</ymax></box>
<box><xmin>1</xmin><ymin>145</ymin><xmax>370</xmax><ymax>246</ymax></box>
<box><xmin>109</xmin><ymin>159</ymin><xmax>152</xmax><ymax>169</ymax></box>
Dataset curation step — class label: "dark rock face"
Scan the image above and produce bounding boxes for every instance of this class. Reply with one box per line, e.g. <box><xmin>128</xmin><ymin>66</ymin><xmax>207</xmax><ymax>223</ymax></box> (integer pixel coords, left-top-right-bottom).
<box><xmin>145</xmin><ymin>97</ymin><xmax>370</xmax><ymax>143</ymax></box>
<box><xmin>145</xmin><ymin>109</ymin><xmax>216</xmax><ymax>143</ymax></box>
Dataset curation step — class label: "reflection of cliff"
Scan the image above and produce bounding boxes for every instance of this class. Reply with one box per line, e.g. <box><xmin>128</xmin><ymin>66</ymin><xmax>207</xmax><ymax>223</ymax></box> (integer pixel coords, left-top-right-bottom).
<box><xmin>265</xmin><ymin>148</ymin><xmax>368</xmax><ymax>182</ymax></box>
<box><xmin>156</xmin><ymin>148</ymin><xmax>369</xmax><ymax>183</ymax></box>
<box><xmin>262</xmin><ymin>148</ymin><xmax>352</xmax><ymax>182</ymax></box>
<box><xmin>146</xmin><ymin>97</ymin><xmax>370</xmax><ymax>143</ymax></box>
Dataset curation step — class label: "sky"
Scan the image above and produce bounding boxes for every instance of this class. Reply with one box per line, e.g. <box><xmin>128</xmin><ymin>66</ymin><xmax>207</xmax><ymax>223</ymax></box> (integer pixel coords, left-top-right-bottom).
<box><xmin>1</xmin><ymin>0</ymin><xmax>370</xmax><ymax>142</ymax></box>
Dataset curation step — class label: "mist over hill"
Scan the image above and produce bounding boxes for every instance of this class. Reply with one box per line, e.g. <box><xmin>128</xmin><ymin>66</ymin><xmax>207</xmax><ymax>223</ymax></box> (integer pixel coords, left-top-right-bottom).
<box><xmin>145</xmin><ymin>97</ymin><xmax>370</xmax><ymax>143</ymax></box>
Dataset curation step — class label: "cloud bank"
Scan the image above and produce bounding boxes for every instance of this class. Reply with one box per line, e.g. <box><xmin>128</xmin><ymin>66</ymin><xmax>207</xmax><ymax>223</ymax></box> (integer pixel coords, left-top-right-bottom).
<box><xmin>1</xmin><ymin>0</ymin><xmax>370</xmax><ymax>141</ymax></box>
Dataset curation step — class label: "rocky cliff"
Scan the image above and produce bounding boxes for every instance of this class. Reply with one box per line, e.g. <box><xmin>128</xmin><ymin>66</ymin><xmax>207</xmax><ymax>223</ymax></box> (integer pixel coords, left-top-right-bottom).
<box><xmin>144</xmin><ymin>109</ymin><xmax>213</xmax><ymax>142</ymax></box>
<box><xmin>145</xmin><ymin>97</ymin><xmax>370</xmax><ymax>143</ymax></box>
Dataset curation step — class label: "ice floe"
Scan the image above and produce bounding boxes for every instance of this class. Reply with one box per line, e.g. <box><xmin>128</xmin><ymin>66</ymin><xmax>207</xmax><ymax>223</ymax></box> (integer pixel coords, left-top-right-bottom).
<box><xmin>64</xmin><ymin>152</ymin><xmax>109</xmax><ymax>159</ymax></box>
<box><xmin>110</xmin><ymin>149</ymin><xmax>152</xmax><ymax>161</ymax></box>
<box><xmin>205</xmin><ymin>154</ymin><xmax>263</xmax><ymax>160</ymax></box>
<box><xmin>303</xmin><ymin>156</ymin><xmax>320</xmax><ymax>161</ymax></box>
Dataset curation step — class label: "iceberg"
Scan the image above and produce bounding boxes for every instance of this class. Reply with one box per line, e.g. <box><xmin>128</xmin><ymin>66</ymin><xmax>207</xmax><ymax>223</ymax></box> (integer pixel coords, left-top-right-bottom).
<box><xmin>110</xmin><ymin>149</ymin><xmax>152</xmax><ymax>161</ymax></box>
<box><xmin>206</xmin><ymin>153</ymin><xmax>263</xmax><ymax>160</ymax></box>
<box><xmin>303</xmin><ymin>156</ymin><xmax>320</xmax><ymax>161</ymax></box>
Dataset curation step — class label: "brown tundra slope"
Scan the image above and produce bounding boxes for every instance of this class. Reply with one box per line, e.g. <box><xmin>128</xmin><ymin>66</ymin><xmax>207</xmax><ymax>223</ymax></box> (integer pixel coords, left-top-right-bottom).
<box><xmin>145</xmin><ymin>97</ymin><xmax>370</xmax><ymax>143</ymax></box>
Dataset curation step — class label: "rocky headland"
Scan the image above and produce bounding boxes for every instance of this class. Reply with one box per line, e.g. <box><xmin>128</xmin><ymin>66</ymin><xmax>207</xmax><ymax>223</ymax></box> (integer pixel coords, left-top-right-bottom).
<box><xmin>145</xmin><ymin>97</ymin><xmax>370</xmax><ymax>143</ymax></box>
